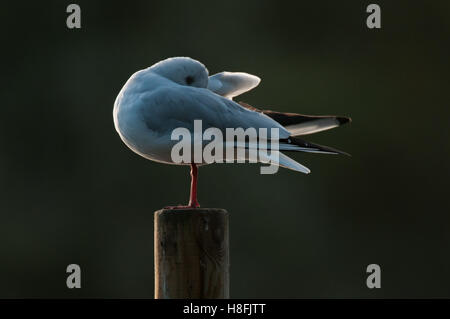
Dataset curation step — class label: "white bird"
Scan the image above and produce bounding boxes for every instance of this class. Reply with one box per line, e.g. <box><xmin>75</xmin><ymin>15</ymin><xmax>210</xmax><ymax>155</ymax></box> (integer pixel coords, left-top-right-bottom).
<box><xmin>113</xmin><ymin>57</ymin><xmax>350</xmax><ymax>208</ymax></box>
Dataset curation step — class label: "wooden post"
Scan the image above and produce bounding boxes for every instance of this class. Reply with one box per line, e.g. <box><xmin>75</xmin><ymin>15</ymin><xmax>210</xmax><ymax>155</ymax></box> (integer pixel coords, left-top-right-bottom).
<box><xmin>154</xmin><ymin>208</ymin><xmax>229</xmax><ymax>299</ymax></box>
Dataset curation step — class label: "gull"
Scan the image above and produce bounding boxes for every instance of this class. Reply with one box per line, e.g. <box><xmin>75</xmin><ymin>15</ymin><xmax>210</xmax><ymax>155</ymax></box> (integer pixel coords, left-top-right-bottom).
<box><xmin>113</xmin><ymin>57</ymin><xmax>351</xmax><ymax>208</ymax></box>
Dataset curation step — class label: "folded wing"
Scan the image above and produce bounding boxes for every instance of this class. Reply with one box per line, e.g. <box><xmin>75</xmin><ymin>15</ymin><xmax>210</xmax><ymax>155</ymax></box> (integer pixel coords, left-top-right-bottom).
<box><xmin>140</xmin><ymin>87</ymin><xmax>349</xmax><ymax>174</ymax></box>
<box><xmin>238</xmin><ymin>101</ymin><xmax>351</xmax><ymax>136</ymax></box>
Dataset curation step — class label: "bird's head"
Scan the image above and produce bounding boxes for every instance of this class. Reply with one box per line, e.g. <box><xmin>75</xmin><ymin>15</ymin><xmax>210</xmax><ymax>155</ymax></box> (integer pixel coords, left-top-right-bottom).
<box><xmin>150</xmin><ymin>57</ymin><xmax>209</xmax><ymax>88</ymax></box>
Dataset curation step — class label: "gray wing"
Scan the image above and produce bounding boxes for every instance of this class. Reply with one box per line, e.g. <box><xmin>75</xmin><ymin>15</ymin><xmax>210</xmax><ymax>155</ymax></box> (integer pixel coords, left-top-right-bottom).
<box><xmin>139</xmin><ymin>85</ymin><xmax>290</xmax><ymax>139</ymax></box>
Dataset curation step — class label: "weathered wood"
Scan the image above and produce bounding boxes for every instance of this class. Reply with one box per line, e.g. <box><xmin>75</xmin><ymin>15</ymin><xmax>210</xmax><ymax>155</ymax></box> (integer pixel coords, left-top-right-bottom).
<box><xmin>154</xmin><ymin>208</ymin><xmax>229</xmax><ymax>299</ymax></box>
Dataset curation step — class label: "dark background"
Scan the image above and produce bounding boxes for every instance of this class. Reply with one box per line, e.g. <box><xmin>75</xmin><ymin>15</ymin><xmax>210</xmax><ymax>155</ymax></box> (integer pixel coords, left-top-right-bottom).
<box><xmin>1</xmin><ymin>0</ymin><xmax>449</xmax><ymax>298</ymax></box>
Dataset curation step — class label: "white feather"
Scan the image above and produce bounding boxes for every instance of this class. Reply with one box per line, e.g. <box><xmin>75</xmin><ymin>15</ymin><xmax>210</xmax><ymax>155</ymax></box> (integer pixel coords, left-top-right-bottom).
<box><xmin>207</xmin><ymin>72</ymin><xmax>260</xmax><ymax>99</ymax></box>
<box><xmin>230</xmin><ymin>146</ymin><xmax>310</xmax><ymax>174</ymax></box>
<box><xmin>286</xmin><ymin>118</ymin><xmax>341</xmax><ymax>136</ymax></box>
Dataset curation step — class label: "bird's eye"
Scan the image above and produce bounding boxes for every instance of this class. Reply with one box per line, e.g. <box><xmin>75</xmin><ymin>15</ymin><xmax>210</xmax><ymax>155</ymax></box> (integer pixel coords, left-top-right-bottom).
<box><xmin>185</xmin><ymin>76</ymin><xmax>194</xmax><ymax>85</ymax></box>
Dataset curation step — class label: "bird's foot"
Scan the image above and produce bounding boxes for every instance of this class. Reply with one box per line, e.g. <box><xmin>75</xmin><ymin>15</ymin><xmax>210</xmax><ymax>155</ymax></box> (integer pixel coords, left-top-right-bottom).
<box><xmin>189</xmin><ymin>200</ymin><xmax>200</xmax><ymax>209</ymax></box>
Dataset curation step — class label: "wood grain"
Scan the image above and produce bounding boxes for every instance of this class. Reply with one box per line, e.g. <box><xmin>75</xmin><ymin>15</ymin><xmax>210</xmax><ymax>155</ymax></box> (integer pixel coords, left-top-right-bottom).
<box><xmin>154</xmin><ymin>208</ymin><xmax>229</xmax><ymax>299</ymax></box>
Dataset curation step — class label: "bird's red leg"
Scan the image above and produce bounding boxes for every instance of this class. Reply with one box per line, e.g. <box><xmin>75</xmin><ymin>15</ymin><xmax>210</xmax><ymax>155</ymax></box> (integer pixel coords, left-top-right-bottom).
<box><xmin>164</xmin><ymin>163</ymin><xmax>200</xmax><ymax>209</ymax></box>
<box><xmin>188</xmin><ymin>163</ymin><xmax>200</xmax><ymax>208</ymax></box>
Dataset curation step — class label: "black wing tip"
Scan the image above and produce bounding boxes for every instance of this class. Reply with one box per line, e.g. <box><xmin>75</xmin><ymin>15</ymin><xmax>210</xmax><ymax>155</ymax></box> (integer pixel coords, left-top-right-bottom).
<box><xmin>321</xmin><ymin>147</ymin><xmax>351</xmax><ymax>157</ymax></box>
<box><xmin>289</xmin><ymin>137</ymin><xmax>351</xmax><ymax>157</ymax></box>
<box><xmin>337</xmin><ymin>149</ymin><xmax>352</xmax><ymax>157</ymax></box>
<box><xmin>337</xmin><ymin>116</ymin><xmax>352</xmax><ymax>126</ymax></box>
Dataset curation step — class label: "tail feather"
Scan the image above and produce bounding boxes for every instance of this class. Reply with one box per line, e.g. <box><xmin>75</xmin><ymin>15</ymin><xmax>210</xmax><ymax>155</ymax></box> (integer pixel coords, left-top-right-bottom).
<box><xmin>276</xmin><ymin>152</ymin><xmax>311</xmax><ymax>173</ymax></box>
<box><xmin>258</xmin><ymin>150</ymin><xmax>311</xmax><ymax>174</ymax></box>
<box><xmin>226</xmin><ymin>145</ymin><xmax>311</xmax><ymax>174</ymax></box>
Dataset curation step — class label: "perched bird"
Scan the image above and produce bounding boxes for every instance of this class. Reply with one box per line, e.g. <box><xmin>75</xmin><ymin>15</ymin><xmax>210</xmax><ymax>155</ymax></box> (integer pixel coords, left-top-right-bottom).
<box><xmin>113</xmin><ymin>57</ymin><xmax>350</xmax><ymax>208</ymax></box>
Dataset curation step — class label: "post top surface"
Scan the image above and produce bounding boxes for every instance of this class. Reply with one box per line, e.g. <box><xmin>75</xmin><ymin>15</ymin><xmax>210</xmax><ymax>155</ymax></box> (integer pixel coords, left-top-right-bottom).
<box><xmin>155</xmin><ymin>208</ymin><xmax>228</xmax><ymax>216</ymax></box>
